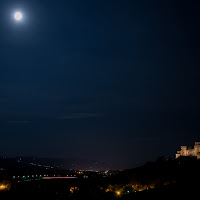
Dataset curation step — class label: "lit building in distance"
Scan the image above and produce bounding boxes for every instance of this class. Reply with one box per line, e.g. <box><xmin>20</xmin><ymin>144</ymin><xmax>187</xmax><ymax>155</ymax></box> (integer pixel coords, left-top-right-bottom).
<box><xmin>176</xmin><ymin>142</ymin><xmax>200</xmax><ymax>159</ymax></box>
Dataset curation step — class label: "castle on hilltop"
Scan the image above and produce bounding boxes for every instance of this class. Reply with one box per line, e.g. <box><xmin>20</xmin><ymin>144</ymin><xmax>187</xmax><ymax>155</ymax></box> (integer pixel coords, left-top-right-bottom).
<box><xmin>176</xmin><ymin>142</ymin><xmax>200</xmax><ymax>159</ymax></box>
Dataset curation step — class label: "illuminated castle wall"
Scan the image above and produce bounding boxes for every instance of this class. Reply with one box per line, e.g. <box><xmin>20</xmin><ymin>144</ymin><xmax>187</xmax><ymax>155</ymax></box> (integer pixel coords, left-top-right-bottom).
<box><xmin>176</xmin><ymin>142</ymin><xmax>200</xmax><ymax>159</ymax></box>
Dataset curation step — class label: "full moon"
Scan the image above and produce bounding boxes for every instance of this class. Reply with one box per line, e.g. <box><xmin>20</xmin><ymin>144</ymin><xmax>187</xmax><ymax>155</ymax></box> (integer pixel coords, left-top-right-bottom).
<box><xmin>14</xmin><ymin>12</ymin><xmax>23</xmax><ymax>21</ymax></box>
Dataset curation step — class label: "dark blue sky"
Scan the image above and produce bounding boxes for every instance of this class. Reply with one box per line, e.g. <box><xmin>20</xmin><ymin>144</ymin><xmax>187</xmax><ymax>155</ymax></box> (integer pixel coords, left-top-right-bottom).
<box><xmin>0</xmin><ymin>0</ymin><xmax>200</xmax><ymax>169</ymax></box>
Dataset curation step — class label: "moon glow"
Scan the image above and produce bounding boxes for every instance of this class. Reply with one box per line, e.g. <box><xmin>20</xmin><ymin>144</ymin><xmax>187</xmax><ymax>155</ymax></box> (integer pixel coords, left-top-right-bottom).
<box><xmin>14</xmin><ymin>12</ymin><xmax>23</xmax><ymax>21</ymax></box>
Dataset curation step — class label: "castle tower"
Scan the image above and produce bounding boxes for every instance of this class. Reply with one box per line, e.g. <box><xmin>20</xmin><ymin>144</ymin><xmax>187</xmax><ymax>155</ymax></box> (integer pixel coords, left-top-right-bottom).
<box><xmin>176</xmin><ymin>142</ymin><xmax>200</xmax><ymax>159</ymax></box>
<box><xmin>180</xmin><ymin>146</ymin><xmax>187</xmax><ymax>156</ymax></box>
<box><xmin>194</xmin><ymin>142</ymin><xmax>200</xmax><ymax>154</ymax></box>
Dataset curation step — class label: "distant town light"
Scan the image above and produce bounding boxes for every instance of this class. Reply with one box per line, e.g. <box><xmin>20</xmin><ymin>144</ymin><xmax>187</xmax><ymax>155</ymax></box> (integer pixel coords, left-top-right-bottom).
<box><xmin>116</xmin><ymin>191</ymin><xmax>120</xmax><ymax>195</ymax></box>
<box><xmin>0</xmin><ymin>185</ymin><xmax>5</xmax><ymax>190</ymax></box>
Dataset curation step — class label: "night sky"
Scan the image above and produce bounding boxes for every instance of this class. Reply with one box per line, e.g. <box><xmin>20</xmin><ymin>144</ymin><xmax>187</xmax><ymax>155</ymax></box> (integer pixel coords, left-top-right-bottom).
<box><xmin>0</xmin><ymin>0</ymin><xmax>200</xmax><ymax>169</ymax></box>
